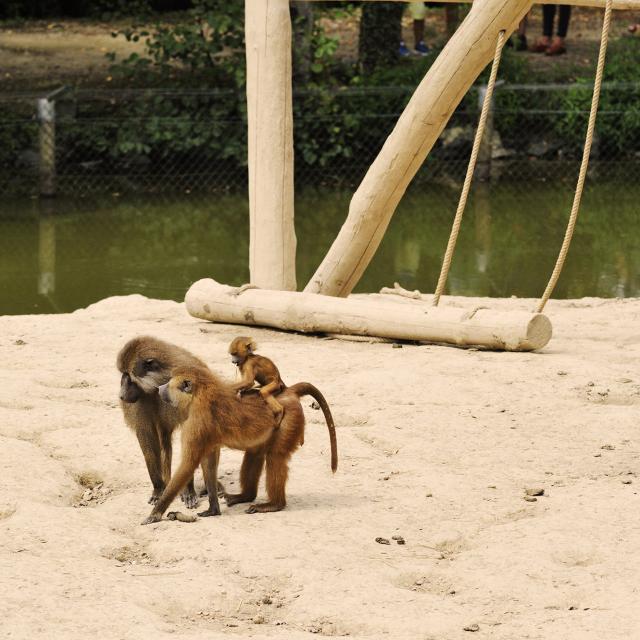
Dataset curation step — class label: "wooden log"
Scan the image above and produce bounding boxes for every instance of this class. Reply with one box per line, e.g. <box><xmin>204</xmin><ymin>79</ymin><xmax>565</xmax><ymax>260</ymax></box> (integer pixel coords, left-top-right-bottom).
<box><xmin>38</xmin><ymin>98</ymin><xmax>56</xmax><ymax>197</ymax></box>
<box><xmin>245</xmin><ymin>0</ymin><xmax>297</xmax><ymax>291</ymax></box>
<box><xmin>185</xmin><ymin>279</ymin><xmax>552</xmax><ymax>351</ymax></box>
<box><xmin>314</xmin><ymin>0</ymin><xmax>638</xmax><ymax>8</ymax></box>
<box><xmin>304</xmin><ymin>0</ymin><xmax>533</xmax><ymax>297</ymax></box>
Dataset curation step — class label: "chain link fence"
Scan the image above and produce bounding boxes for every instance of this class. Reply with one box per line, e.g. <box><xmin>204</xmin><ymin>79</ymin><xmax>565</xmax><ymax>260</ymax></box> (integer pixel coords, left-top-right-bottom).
<box><xmin>1</xmin><ymin>82</ymin><xmax>639</xmax><ymax>197</ymax></box>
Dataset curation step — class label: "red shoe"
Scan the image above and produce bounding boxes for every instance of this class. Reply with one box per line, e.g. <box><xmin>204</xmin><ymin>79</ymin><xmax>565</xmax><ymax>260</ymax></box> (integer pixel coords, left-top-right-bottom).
<box><xmin>545</xmin><ymin>42</ymin><xmax>567</xmax><ymax>56</ymax></box>
<box><xmin>530</xmin><ymin>40</ymin><xmax>550</xmax><ymax>53</ymax></box>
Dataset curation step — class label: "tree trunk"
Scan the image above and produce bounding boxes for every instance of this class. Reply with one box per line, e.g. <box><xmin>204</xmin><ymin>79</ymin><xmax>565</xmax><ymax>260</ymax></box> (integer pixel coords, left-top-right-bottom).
<box><xmin>305</xmin><ymin>0</ymin><xmax>532</xmax><ymax>297</ymax></box>
<box><xmin>245</xmin><ymin>0</ymin><xmax>297</xmax><ymax>291</ymax></box>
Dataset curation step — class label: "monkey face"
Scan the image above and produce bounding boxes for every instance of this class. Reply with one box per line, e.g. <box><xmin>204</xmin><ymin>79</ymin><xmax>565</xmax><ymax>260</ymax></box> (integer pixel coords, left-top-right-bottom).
<box><xmin>131</xmin><ymin>357</ymin><xmax>171</xmax><ymax>393</ymax></box>
<box><xmin>117</xmin><ymin>356</ymin><xmax>171</xmax><ymax>403</ymax></box>
<box><xmin>229</xmin><ymin>336</ymin><xmax>256</xmax><ymax>366</ymax></box>
<box><xmin>120</xmin><ymin>373</ymin><xmax>141</xmax><ymax>403</ymax></box>
<box><xmin>160</xmin><ymin>377</ymin><xmax>193</xmax><ymax>409</ymax></box>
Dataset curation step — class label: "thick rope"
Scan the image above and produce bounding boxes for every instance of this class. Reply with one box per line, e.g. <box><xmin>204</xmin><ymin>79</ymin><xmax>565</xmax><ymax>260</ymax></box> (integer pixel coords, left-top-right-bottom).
<box><xmin>432</xmin><ymin>30</ymin><xmax>506</xmax><ymax>307</ymax></box>
<box><xmin>536</xmin><ymin>0</ymin><xmax>613</xmax><ymax>313</ymax></box>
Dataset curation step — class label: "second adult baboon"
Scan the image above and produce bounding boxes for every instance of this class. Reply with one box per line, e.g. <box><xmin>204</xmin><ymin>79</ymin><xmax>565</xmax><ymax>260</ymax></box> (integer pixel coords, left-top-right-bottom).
<box><xmin>117</xmin><ymin>336</ymin><xmax>208</xmax><ymax>508</ymax></box>
<box><xmin>229</xmin><ymin>336</ymin><xmax>286</xmax><ymax>425</ymax></box>
<box><xmin>141</xmin><ymin>364</ymin><xmax>337</xmax><ymax>524</ymax></box>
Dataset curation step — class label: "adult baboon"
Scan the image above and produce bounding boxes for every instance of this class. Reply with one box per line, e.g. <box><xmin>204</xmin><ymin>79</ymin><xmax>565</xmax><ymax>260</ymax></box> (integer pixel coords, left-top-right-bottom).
<box><xmin>117</xmin><ymin>336</ymin><xmax>206</xmax><ymax>508</ymax></box>
<box><xmin>142</xmin><ymin>364</ymin><xmax>337</xmax><ymax>524</ymax></box>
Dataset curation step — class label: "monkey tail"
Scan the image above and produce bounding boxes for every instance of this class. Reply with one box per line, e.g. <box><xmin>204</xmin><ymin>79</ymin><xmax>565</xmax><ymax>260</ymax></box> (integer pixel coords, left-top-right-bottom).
<box><xmin>288</xmin><ymin>382</ymin><xmax>338</xmax><ymax>473</ymax></box>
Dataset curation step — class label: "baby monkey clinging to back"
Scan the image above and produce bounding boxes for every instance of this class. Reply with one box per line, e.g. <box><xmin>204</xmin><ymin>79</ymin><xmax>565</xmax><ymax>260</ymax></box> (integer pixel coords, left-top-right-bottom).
<box><xmin>229</xmin><ymin>336</ymin><xmax>285</xmax><ymax>424</ymax></box>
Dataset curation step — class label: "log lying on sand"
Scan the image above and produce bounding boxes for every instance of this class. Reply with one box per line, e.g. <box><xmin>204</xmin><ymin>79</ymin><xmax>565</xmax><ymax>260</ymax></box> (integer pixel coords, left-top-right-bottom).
<box><xmin>185</xmin><ymin>279</ymin><xmax>552</xmax><ymax>351</ymax></box>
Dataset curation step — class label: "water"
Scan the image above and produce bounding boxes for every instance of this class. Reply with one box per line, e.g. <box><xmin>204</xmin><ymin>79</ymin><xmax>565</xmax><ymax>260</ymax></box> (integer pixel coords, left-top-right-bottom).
<box><xmin>2</xmin><ymin>180</ymin><xmax>640</xmax><ymax>315</ymax></box>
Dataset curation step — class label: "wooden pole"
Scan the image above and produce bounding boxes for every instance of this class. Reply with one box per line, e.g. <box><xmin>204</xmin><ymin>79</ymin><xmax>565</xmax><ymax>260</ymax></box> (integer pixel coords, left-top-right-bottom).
<box><xmin>304</xmin><ymin>0</ymin><xmax>533</xmax><ymax>297</ymax></box>
<box><xmin>185</xmin><ymin>279</ymin><xmax>552</xmax><ymax>352</ymax></box>
<box><xmin>311</xmin><ymin>0</ymin><xmax>639</xmax><ymax>8</ymax></box>
<box><xmin>475</xmin><ymin>83</ymin><xmax>496</xmax><ymax>182</ymax></box>
<box><xmin>245</xmin><ymin>0</ymin><xmax>297</xmax><ymax>291</ymax></box>
<box><xmin>38</xmin><ymin>98</ymin><xmax>56</xmax><ymax>197</ymax></box>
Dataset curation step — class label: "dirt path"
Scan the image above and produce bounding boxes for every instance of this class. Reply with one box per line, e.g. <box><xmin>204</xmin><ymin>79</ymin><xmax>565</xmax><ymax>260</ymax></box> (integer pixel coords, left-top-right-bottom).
<box><xmin>1</xmin><ymin>8</ymin><xmax>639</xmax><ymax>92</ymax></box>
<box><xmin>0</xmin><ymin>20</ymin><xmax>146</xmax><ymax>91</ymax></box>
<box><xmin>1</xmin><ymin>293</ymin><xmax>640</xmax><ymax>638</ymax></box>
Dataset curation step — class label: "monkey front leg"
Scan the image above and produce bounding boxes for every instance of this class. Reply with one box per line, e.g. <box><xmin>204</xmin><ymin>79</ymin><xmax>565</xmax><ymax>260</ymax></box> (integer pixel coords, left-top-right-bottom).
<box><xmin>157</xmin><ymin>427</ymin><xmax>198</xmax><ymax>509</ymax></box>
<box><xmin>198</xmin><ymin>448</ymin><xmax>221</xmax><ymax>517</ymax></box>
<box><xmin>142</xmin><ymin>454</ymin><xmax>201</xmax><ymax>525</ymax></box>
<box><xmin>135</xmin><ymin>426</ymin><xmax>165</xmax><ymax>504</ymax></box>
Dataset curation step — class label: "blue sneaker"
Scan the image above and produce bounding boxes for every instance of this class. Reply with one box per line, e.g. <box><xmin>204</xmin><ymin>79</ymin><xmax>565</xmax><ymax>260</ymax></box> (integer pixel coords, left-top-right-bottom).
<box><xmin>399</xmin><ymin>41</ymin><xmax>411</xmax><ymax>57</ymax></box>
<box><xmin>415</xmin><ymin>41</ymin><xmax>430</xmax><ymax>56</ymax></box>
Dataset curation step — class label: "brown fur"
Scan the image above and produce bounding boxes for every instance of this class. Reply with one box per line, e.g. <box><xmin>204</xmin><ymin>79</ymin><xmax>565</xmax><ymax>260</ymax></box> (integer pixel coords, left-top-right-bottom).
<box><xmin>229</xmin><ymin>336</ymin><xmax>286</xmax><ymax>425</ymax></box>
<box><xmin>117</xmin><ymin>336</ymin><xmax>207</xmax><ymax>508</ymax></box>
<box><xmin>142</xmin><ymin>364</ymin><xmax>338</xmax><ymax>524</ymax></box>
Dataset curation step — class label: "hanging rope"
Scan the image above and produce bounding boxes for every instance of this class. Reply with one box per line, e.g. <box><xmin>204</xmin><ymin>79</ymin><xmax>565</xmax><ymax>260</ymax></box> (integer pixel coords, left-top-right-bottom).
<box><xmin>536</xmin><ymin>0</ymin><xmax>613</xmax><ymax>313</ymax></box>
<box><xmin>432</xmin><ymin>29</ymin><xmax>506</xmax><ymax>307</ymax></box>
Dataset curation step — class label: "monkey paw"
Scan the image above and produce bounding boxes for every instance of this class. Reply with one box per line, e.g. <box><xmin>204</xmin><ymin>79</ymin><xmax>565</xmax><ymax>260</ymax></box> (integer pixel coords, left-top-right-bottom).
<box><xmin>141</xmin><ymin>513</ymin><xmax>162</xmax><ymax>525</ymax></box>
<box><xmin>180</xmin><ymin>490</ymin><xmax>199</xmax><ymax>509</ymax></box>
<box><xmin>224</xmin><ymin>492</ymin><xmax>253</xmax><ymax>507</ymax></box>
<box><xmin>245</xmin><ymin>502</ymin><xmax>285</xmax><ymax>514</ymax></box>
<box><xmin>197</xmin><ymin>507</ymin><xmax>221</xmax><ymax>517</ymax></box>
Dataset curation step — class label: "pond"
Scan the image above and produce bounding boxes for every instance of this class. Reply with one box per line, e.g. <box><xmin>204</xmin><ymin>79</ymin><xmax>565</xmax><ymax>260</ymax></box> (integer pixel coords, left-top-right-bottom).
<box><xmin>2</xmin><ymin>179</ymin><xmax>640</xmax><ymax>315</ymax></box>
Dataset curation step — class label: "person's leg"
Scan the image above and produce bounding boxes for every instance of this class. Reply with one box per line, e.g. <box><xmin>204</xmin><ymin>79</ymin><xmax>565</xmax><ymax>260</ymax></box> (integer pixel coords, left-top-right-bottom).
<box><xmin>532</xmin><ymin>4</ymin><xmax>554</xmax><ymax>51</ymax></box>
<box><xmin>557</xmin><ymin>5</ymin><xmax>571</xmax><ymax>38</ymax></box>
<box><xmin>413</xmin><ymin>17</ymin><xmax>425</xmax><ymax>45</ymax></box>
<box><xmin>547</xmin><ymin>4</ymin><xmax>570</xmax><ymax>55</ymax></box>
<box><xmin>542</xmin><ymin>4</ymin><xmax>555</xmax><ymax>39</ymax></box>
<box><xmin>409</xmin><ymin>1</ymin><xmax>429</xmax><ymax>54</ymax></box>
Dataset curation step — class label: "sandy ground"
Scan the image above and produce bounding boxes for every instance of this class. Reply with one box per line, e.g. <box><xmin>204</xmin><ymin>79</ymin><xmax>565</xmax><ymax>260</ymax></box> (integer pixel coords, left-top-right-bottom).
<box><xmin>1</xmin><ymin>293</ymin><xmax>640</xmax><ymax>639</ymax></box>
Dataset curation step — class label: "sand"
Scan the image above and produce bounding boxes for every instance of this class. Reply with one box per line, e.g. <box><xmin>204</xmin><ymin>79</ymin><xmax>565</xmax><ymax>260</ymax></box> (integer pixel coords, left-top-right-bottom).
<box><xmin>1</xmin><ymin>294</ymin><xmax>640</xmax><ymax>639</ymax></box>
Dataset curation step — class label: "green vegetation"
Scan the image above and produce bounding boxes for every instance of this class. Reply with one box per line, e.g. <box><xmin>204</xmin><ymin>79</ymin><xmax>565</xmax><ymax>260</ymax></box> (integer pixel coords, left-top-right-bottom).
<box><xmin>2</xmin><ymin>3</ymin><xmax>640</xmax><ymax>191</ymax></box>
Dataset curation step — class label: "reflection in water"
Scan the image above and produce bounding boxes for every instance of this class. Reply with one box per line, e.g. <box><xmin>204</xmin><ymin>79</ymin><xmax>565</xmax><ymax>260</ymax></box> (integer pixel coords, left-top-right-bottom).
<box><xmin>2</xmin><ymin>179</ymin><xmax>640</xmax><ymax>315</ymax></box>
<box><xmin>38</xmin><ymin>201</ymin><xmax>60</xmax><ymax>311</ymax></box>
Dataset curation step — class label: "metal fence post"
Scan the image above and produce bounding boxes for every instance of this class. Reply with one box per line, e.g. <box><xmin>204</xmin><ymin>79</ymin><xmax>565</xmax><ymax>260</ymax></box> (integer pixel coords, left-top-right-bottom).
<box><xmin>38</xmin><ymin>97</ymin><xmax>56</xmax><ymax>197</ymax></box>
<box><xmin>475</xmin><ymin>83</ymin><xmax>494</xmax><ymax>182</ymax></box>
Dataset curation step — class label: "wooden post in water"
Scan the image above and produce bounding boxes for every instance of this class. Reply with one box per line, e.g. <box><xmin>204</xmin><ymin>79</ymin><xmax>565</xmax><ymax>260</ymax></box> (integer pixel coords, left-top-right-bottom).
<box><xmin>38</xmin><ymin>98</ymin><xmax>56</xmax><ymax>197</ymax></box>
<box><xmin>245</xmin><ymin>0</ymin><xmax>297</xmax><ymax>291</ymax></box>
<box><xmin>475</xmin><ymin>84</ymin><xmax>495</xmax><ymax>182</ymax></box>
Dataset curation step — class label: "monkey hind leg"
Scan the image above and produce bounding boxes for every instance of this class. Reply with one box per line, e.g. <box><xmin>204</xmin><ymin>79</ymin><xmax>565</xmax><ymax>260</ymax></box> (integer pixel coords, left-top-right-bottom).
<box><xmin>198</xmin><ymin>451</ymin><xmax>221</xmax><ymax>517</ymax></box>
<box><xmin>225</xmin><ymin>448</ymin><xmax>265</xmax><ymax>507</ymax></box>
<box><xmin>264</xmin><ymin>394</ymin><xmax>284</xmax><ymax>427</ymax></box>
<box><xmin>246</xmin><ymin>501</ymin><xmax>286</xmax><ymax>514</ymax></box>
<box><xmin>246</xmin><ymin>453</ymin><xmax>288</xmax><ymax>514</ymax></box>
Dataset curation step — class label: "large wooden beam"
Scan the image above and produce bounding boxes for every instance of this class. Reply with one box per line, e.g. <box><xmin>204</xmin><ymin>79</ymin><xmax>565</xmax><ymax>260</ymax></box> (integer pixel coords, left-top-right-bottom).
<box><xmin>304</xmin><ymin>0</ymin><xmax>533</xmax><ymax>298</ymax></box>
<box><xmin>313</xmin><ymin>0</ymin><xmax>638</xmax><ymax>8</ymax></box>
<box><xmin>245</xmin><ymin>0</ymin><xmax>297</xmax><ymax>291</ymax></box>
<box><xmin>185</xmin><ymin>279</ymin><xmax>552</xmax><ymax>351</ymax></box>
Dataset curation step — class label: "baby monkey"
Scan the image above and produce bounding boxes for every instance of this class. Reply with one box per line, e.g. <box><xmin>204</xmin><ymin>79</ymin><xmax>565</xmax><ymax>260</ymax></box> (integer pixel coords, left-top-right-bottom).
<box><xmin>229</xmin><ymin>336</ymin><xmax>285</xmax><ymax>425</ymax></box>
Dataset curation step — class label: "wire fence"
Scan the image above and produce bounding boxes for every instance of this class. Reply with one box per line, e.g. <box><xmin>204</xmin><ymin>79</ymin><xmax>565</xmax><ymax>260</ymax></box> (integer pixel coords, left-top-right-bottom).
<box><xmin>1</xmin><ymin>82</ymin><xmax>640</xmax><ymax>196</ymax></box>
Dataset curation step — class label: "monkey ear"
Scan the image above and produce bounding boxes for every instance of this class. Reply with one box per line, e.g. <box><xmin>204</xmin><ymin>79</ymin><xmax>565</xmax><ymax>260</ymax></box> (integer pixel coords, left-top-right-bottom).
<box><xmin>179</xmin><ymin>380</ymin><xmax>193</xmax><ymax>394</ymax></box>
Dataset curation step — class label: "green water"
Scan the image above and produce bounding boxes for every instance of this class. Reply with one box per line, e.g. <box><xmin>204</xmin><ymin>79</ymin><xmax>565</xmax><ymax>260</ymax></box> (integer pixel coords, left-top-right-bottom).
<box><xmin>2</xmin><ymin>180</ymin><xmax>640</xmax><ymax>315</ymax></box>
